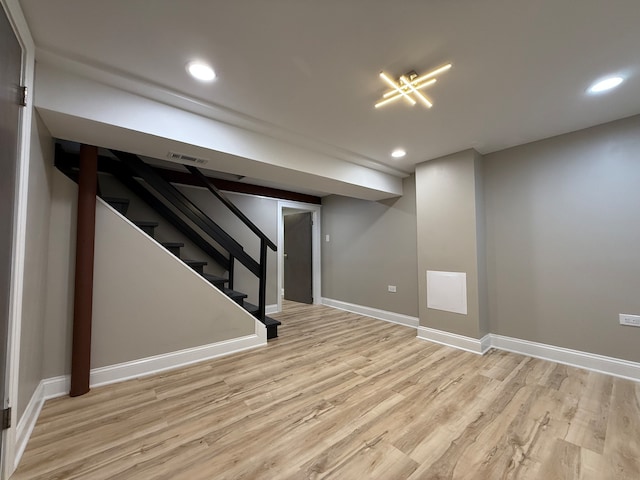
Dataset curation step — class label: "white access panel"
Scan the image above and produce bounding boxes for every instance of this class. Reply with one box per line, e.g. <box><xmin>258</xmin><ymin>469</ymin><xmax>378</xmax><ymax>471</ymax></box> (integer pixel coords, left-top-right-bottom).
<box><xmin>426</xmin><ymin>270</ymin><xmax>467</xmax><ymax>315</ymax></box>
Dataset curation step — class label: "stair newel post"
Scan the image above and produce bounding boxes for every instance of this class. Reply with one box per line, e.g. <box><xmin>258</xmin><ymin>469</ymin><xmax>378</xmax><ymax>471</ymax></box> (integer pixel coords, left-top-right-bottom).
<box><xmin>258</xmin><ymin>239</ymin><xmax>267</xmax><ymax>322</ymax></box>
<box><xmin>228</xmin><ymin>256</ymin><xmax>235</xmax><ymax>290</ymax></box>
<box><xmin>70</xmin><ymin>144</ymin><xmax>98</xmax><ymax>397</ymax></box>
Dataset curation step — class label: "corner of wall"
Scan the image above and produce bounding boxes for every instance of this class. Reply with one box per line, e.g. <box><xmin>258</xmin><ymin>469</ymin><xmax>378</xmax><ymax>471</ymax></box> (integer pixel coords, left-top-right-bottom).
<box><xmin>473</xmin><ymin>150</ymin><xmax>489</xmax><ymax>337</ymax></box>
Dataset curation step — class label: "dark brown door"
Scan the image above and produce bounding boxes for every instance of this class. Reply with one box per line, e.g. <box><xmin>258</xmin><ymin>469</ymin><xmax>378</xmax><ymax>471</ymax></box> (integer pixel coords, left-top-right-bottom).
<box><xmin>284</xmin><ymin>212</ymin><xmax>313</xmax><ymax>304</ymax></box>
<box><xmin>0</xmin><ymin>4</ymin><xmax>22</xmax><ymax>442</ymax></box>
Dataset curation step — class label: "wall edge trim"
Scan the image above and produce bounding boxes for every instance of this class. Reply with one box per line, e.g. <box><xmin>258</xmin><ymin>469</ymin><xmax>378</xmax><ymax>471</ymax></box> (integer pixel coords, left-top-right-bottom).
<box><xmin>321</xmin><ymin>297</ymin><xmax>418</xmax><ymax>328</ymax></box>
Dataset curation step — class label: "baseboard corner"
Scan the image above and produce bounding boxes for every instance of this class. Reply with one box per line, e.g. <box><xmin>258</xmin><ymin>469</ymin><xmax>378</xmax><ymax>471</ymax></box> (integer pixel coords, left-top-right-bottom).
<box><xmin>416</xmin><ymin>326</ymin><xmax>487</xmax><ymax>355</ymax></box>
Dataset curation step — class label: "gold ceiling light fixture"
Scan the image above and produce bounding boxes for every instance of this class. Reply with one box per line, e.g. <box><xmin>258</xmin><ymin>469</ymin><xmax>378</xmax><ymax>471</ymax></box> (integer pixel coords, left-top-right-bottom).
<box><xmin>375</xmin><ymin>63</ymin><xmax>452</xmax><ymax>109</ymax></box>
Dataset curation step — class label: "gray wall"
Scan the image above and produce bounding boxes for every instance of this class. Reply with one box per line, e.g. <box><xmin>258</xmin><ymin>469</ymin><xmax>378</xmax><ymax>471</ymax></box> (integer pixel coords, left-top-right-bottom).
<box><xmin>484</xmin><ymin>114</ymin><xmax>640</xmax><ymax>362</ymax></box>
<box><xmin>321</xmin><ymin>175</ymin><xmax>418</xmax><ymax>317</ymax></box>
<box><xmin>415</xmin><ymin>150</ymin><xmax>488</xmax><ymax>338</ymax></box>
<box><xmin>43</xmin><ymin>169</ymin><xmax>77</xmax><ymax>378</ymax></box>
<box><xmin>17</xmin><ymin>112</ymin><xmax>53</xmax><ymax>418</ymax></box>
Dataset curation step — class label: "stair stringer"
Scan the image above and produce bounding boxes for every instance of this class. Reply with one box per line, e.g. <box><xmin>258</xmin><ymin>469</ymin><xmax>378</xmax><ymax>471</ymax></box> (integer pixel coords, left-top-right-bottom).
<box><xmin>91</xmin><ymin>198</ymin><xmax>267</xmax><ymax>371</ymax></box>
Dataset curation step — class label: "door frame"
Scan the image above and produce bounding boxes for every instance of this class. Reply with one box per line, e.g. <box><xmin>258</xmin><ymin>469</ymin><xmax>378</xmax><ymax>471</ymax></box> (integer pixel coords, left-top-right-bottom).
<box><xmin>276</xmin><ymin>200</ymin><xmax>321</xmax><ymax>312</ymax></box>
<box><xmin>0</xmin><ymin>1</ymin><xmax>35</xmax><ymax>478</ymax></box>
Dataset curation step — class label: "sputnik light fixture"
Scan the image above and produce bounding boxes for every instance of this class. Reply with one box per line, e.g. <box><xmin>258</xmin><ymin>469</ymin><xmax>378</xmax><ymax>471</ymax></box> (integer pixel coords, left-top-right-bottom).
<box><xmin>375</xmin><ymin>63</ymin><xmax>452</xmax><ymax>109</ymax></box>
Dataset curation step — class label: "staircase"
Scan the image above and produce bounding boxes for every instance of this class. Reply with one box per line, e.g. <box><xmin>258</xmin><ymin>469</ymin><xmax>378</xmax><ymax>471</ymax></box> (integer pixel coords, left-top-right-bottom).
<box><xmin>57</xmin><ymin>146</ymin><xmax>281</xmax><ymax>339</ymax></box>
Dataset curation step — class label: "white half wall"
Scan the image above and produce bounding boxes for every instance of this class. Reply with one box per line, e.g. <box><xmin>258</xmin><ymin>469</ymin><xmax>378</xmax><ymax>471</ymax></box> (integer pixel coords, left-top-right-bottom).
<box><xmin>91</xmin><ymin>198</ymin><xmax>264</xmax><ymax>368</ymax></box>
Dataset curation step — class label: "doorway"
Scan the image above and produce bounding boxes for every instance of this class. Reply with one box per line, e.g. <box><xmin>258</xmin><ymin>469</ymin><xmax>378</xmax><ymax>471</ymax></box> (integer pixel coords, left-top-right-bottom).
<box><xmin>284</xmin><ymin>212</ymin><xmax>313</xmax><ymax>304</ymax></box>
<box><xmin>0</xmin><ymin>2</ymin><xmax>23</xmax><ymax>464</ymax></box>
<box><xmin>277</xmin><ymin>201</ymin><xmax>321</xmax><ymax>312</ymax></box>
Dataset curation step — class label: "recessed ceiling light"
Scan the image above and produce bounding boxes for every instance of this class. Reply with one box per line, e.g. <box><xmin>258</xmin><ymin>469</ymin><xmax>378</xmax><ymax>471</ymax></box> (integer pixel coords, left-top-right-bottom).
<box><xmin>587</xmin><ymin>76</ymin><xmax>624</xmax><ymax>94</ymax></box>
<box><xmin>187</xmin><ymin>61</ymin><xmax>216</xmax><ymax>82</ymax></box>
<box><xmin>391</xmin><ymin>149</ymin><xmax>406</xmax><ymax>158</ymax></box>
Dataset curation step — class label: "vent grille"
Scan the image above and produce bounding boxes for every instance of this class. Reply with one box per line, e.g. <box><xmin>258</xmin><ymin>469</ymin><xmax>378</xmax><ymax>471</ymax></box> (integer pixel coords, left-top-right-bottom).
<box><xmin>167</xmin><ymin>151</ymin><xmax>208</xmax><ymax>165</ymax></box>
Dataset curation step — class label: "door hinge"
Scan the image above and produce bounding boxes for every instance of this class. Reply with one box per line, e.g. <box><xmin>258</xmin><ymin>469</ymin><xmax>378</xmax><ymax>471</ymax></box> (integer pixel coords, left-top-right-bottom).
<box><xmin>2</xmin><ymin>407</ymin><xmax>11</xmax><ymax>430</ymax></box>
<box><xmin>19</xmin><ymin>86</ymin><xmax>28</xmax><ymax>107</ymax></box>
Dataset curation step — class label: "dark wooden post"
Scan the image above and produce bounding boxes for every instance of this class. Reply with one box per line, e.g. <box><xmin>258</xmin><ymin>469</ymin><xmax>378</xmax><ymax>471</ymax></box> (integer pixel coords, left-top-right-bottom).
<box><xmin>258</xmin><ymin>239</ymin><xmax>267</xmax><ymax>322</ymax></box>
<box><xmin>70</xmin><ymin>144</ymin><xmax>98</xmax><ymax>397</ymax></box>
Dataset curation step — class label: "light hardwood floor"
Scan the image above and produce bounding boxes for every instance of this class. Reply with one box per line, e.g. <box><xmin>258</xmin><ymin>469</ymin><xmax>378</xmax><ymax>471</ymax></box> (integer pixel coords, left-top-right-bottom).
<box><xmin>12</xmin><ymin>302</ymin><xmax>640</xmax><ymax>479</ymax></box>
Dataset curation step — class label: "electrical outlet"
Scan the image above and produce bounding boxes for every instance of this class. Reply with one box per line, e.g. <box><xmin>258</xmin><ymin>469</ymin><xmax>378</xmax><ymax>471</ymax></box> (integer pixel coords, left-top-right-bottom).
<box><xmin>388</xmin><ymin>285</ymin><xmax>397</xmax><ymax>293</ymax></box>
<box><xmin>619</xmin><ymin>314</ymin><xmax>640</xmax><ymax>327</ymax></box>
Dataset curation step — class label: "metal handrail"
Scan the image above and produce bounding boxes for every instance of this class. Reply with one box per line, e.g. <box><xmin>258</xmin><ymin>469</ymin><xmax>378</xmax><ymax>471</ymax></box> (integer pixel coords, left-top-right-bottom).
<box><xmin>110</xmin><ymin>150</ymin><xmax>261</xmax><ymax>277</ymax></box>
<box><xmin>184</xmin><ymin>165</ymin><xmax>278</xmax><ymax>321</ymax></box>
<box><xmin>106</xmin><ymin>160</ymin><xmax>231</xmax><ymax>272</ymax></box>
<box><xmin>185</xmin><ymin>165</ymin><xmax>277</xmax><ymax>251</ymax></box>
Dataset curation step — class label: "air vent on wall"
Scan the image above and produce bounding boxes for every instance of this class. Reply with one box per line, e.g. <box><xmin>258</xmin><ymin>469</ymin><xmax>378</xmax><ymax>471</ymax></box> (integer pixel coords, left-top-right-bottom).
<box><xmin>167</xmin><ymin>151</ymin><xmax>208</xmax><ymax>165</ymax></box>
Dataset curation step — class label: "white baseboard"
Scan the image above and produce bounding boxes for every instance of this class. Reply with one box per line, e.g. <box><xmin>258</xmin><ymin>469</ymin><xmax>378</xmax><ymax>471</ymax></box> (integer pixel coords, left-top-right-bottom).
<box><xmin>414</xmin><ymin>325</ymin><xmax>640</xmax><ymax>381</ymax></box>
<box><xmin>417</xmin><ymin>326</ymin><xmax>491</xmax><ymax>355</ymax></box>
<box><xmin>14</xmin><ymin>381</ymin><xmax>46</xmax><ymax>469</ymax></box>
<box><xmin>265</xmin><ymin>304</ymin><xmax>279</xmax><ymax>315</ymax></box>
<box><xmin>91</xmin><ymin>333</ymin><xmax>266</xmax><ymax>388</ymax></box>
<box><xmin>41</xmin><ymin>333</ymin><xmax>266</xmax><ymax>398</ymax></box>
<box><xmin>321</xmin><ymin>298</ymin><xmax>418</xmax><ymax>328</ymax></box>
<box><xmin>489</xmin><ymin>334</ymin><xmax>640</xmax><ymax>383</ymax></box>
<box><xmin>42</xmin><ymin>375</ymin><xmax>70</xmax><ymax>399</ymax></box>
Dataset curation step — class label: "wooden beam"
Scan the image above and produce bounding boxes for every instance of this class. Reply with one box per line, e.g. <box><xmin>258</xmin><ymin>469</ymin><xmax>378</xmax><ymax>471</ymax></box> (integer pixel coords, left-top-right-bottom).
<box><xmin>70</xmin><ymin>144</ymin><xmax>98</xmax><ymax>397</ymax></box>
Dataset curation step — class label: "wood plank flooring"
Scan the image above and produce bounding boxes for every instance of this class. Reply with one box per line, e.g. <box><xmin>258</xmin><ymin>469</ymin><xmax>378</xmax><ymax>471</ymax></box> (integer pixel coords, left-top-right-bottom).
<box><xmin>12</xmin><ymin>301</ymin><xmax>640</xmax><ymax>479</ymax></box>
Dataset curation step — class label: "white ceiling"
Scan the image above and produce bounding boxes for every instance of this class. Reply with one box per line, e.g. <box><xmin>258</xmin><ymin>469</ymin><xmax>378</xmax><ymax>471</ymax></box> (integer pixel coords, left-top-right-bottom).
<box><xmin>19</xmin><ymin>0</ymin><xmax>640</xmax><ymax>191</ymax></box>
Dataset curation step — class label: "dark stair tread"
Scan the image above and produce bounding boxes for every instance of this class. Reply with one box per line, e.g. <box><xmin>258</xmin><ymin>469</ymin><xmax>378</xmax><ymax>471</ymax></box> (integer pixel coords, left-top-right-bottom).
<box><xmin>203</xmin><ymin>274</ymin><xmax>229</xmax><ymax>286</ymax></box>
<box><xmin>221</xmin><ymin>288</ymin><xmax>247</xmax><ymax>300</ymax></box>
<box><xmin>264</xmin><ymin>316</ymin><xmax>282</xmax><ymax>327</ymax></box>
<box><xmin>184</xmin><ymin>259</ymin><xmax>207</xmax><ymax>275</ymax></box>
<box><xmin>265</xmin><ymin>315</ymin><xmax>280</xmax><ymax>340</ymax></box>
<box><xmin>134</xmin><ymin>221</ymin><xmax>159</xmax><ymax>227</ymax></box>
<box><xmin>163</xmin><ymin>242</ymin><xmax>184</xmax><ymax>258</ymax></box>
<box><xmin>236</xmin><ymin>301</ymin><xmax>280</xmax><ymax>326</ymax></box>
<box><xmin>104</xmin><ymin>196</ymin><xmax>130</xmax><ymax>215</ymax></box>
<box><xmin>102</xmin><ymin>196</ymin><xmax>130</xmax><ymax>203</ymax></box>
<box><xmin>162</xmin><ymin>242</ymin><xmax>184</xmax><ymax>248</ymax></box>
<box><xmin>183</xmin><ymin>259</ymin><xmax>207</xmax><ymax>267</ymax></box>
<box><xmin>242</xmin><ymin>301</ymin><xmax>259</xmax><ymax>315</ymax></box>
<box><xmin>134</xmin><ymin>221</ymin><xmax>159</xmax><ymax>238</ymax></box>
